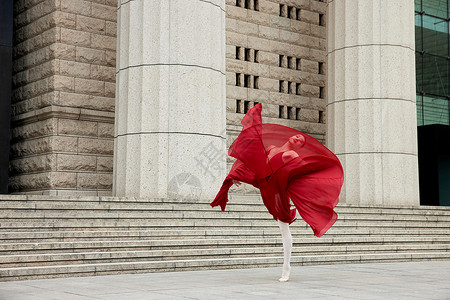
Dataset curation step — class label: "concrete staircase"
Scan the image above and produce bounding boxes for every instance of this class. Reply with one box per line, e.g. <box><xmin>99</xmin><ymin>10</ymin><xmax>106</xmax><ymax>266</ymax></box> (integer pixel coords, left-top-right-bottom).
<box><xmin>1</xmin><ymin>194</ymin><xmax>450</xmax><ymax>281</ymax></box>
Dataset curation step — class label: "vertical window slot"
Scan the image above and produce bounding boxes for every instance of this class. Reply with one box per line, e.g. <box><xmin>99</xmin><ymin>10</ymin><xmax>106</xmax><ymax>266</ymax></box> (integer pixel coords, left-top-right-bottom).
<box><xmin>287</xmin><ymin>106</ymin><xmax>293</xmax><ymax>119</ymax></box>
<box><xmin>254</xmin><ymin>0</ymin><xmax>259</xmax><ymax>11</ymax></box>
<box><xmin>236</xmin><ymin>100</ymin><xmax>241</xmax><ymax>113</ymax></box>
<box><xmin>245</xmin><ymin>48</ymin><xmax>251</xmax><ymax>61</ymax></box>
<box><xmin>279</xmin><ymin>80</ymin><xmax>284</xmax><ymax>93</ymax></box>
<box><xmin>319</xmin><ymin>62</ymin><xmax>324</xmax><ymax>74</ymax></box>
<box><xmin>244</xmin><ymin>101</ymin><xmax>250</xmax><ymax>113</ymax></box>
<box><xmin>244</xmin><ymin>74</ymin><xmax>250</xmax><ymax>87</ymax></box>
<box><xmin>279</xmin><ymin>105</ymin><xmax>285</xmax><ymax>118</ymax></box>
<box><xmin>319</xmin><ymin>14</ymin><xmax>325</xmax><ymax>26</ymax></box>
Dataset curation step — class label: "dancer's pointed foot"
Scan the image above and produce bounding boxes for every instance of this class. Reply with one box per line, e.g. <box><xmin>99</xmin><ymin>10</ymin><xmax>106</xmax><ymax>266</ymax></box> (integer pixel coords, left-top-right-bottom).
<box><xmin>279</xmin><ymin>266</ymin><xmax>291</xmax><ymax>282</ymax></box>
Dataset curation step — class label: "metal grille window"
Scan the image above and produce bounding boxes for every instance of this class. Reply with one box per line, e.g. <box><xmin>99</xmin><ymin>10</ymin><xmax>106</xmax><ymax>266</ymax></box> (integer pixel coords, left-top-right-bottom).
<box><xmin>415</xmin><ymin>0</ymin><xmax>450</xmax><ymax>125</ymax></box>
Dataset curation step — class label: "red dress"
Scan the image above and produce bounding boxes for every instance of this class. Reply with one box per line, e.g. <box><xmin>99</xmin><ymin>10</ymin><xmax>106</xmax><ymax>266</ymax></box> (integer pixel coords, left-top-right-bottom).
<box><xmin>211</xmin><ymin>104</ymin><xmax>344</xmax><ymax>237</ymax></box>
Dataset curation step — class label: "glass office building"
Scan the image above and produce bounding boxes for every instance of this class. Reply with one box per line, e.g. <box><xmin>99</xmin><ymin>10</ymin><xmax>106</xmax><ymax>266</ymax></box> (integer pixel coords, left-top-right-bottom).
<box><xmin>415</xmin><ymin>0</ymin><xmax>450</xmax><ymax>206</ymax></box>
<box><xmin>415</xmin><ymin>0</ymin><xmax>450</xmax><ymax>125</ymax></box>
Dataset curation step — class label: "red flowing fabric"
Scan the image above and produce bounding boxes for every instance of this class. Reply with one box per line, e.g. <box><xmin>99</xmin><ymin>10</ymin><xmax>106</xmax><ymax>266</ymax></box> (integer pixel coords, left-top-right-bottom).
<box><xmin>211</xmin><ymin>104</ymin><xmax>344</xmax><ymax>237</ymax></box>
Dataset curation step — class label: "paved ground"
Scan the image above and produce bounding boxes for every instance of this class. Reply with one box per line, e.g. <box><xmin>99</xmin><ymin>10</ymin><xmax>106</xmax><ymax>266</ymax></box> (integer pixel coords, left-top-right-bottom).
<box><xmin>1</xmin><ymin>261</ymin><xmax>450</xmax><ymax>299</ymax></box>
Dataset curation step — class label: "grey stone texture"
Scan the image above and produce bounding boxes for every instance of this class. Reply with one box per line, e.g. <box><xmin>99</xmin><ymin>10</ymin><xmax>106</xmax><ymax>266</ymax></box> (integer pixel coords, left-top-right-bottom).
<box><xmin>1</xmin><ymin>194</ymin><xmax>450</xmax><ymax>281</ymax></box>
<box><xmin>1</xmin><ymin>261</ymin><xmax>450</xmax><ymax>299</ymax></box>
<box><xmin>226</xmin><ymin>0</ymin><xmax>327</xmax><ymax>148</ymax></box>
<box><xmin>10</xmin><ymin>0</ymin><xmax>116</xmax><ymax>195</ymax></box>
<box><xmin>9</xmin><ymin>0</ymin><xmax>328</xmax><ymax>194</ymax></box>
<box><xmin>224</xmin><ymin>0</ymin><xmax>328</xmax><ymax>195</ymax></box>
<box><xmin>113</xmin><ymin>0</ymin><xmax>226</xmax><ymax>199</ymax></box>
<box><xmin>327</xmin><ymin>0</ymin><xmax>419</xmax><ymax>206</ymax></box>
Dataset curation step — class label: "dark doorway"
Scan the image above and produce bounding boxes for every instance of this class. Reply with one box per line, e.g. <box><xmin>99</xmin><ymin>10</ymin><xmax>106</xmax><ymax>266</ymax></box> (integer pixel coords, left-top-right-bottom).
<box><xmin>0</xmin><ymin>0</ymin><xmax>13</xmax><ymax>193</ymax></box>
<box><xmin>418</xmin><ymin>125</ymin><xmax>450</xmax><ymax>206</ymax></box>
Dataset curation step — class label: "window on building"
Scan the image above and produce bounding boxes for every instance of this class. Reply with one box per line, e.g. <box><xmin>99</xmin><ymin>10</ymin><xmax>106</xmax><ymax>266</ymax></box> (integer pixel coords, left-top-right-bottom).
<box><xmin>244</xmin><ymin>100</ymin><xmax>250</xmax><ymax>113</ymax></box>
<box><xmin>287</xmin><ymin>56</ymin><xmax>293</xmax><ymax>69</ymax></box>
<box><xmin>280</xmin><ymin>4</ymin><xmax>286</xmax><ymax>17</ymax></box>
<box><xmin>279</xmin><ymin>80</ymin><xmax>285</xmax><ymax>93</ymax></box>
<box><xmin>245</xmin><ymin>48</ymin><xmax>250</xmax><ymax>61</ymax></box>
<box><xmin>415</xmin><ymin>0</ymin><xmax>450</xmax><ymax>126</ymax></box>
<box><xmin>279</xmin><ymin>105</ymin><xmax>285</xmax><ymax>118</ymax></box>
<box><xmin>319</xmin><ymin>14</ymin><xmax>325</xmax><ymax>26</ymax></box>
<box><xmin>287</xmin><ymin>106</ymin><xmax>293</xmax><ymax>119</ymax></box>
<box><xmin>254</xmin><ymin>0</ymin><xmax>259</xmax><ymax>11</ymax></box>
<box><xmin>296</xmin><ymin>83</ymin><xmax>301</xmax><ymax>95</ymax></box>
<box><xmin>318</xmin><ymin>62</ymin><xmax>324</xmax><ymax>74</ymax></box>
<box><xmin>244</xmin><ymin>74</ymin><xmax>250</xmax><ymax>87</ymax></box>
<box><xmin>319</xmin><ymin>111</ymin><xmax>324</xmax><ymax>123</ymax></box>
<box><xmin>254</xmin><ymin>76</ymin><xmax>259</xmax><ymax>89</ymax></box>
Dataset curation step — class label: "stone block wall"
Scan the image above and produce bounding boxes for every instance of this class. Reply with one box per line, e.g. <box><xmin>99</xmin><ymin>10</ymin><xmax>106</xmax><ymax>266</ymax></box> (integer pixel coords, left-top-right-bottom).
<box><xmin>225</xmin><ymin>0</ymin><xmax>327</xmax><ymax>145</ymax></box>
<box><xmin>9</xmin><ymin>0</ymin><xmax>117</xmax><ymax>195</ymax></box>
<box><xmin>8</xmin><ymin>0</ymin><xmax>327</xmax><ymax>195</ymax></box>
<box><xmin>225</xmin><ymin>0</ymin><xmax>327</xmax><ymax>193</ymax></box>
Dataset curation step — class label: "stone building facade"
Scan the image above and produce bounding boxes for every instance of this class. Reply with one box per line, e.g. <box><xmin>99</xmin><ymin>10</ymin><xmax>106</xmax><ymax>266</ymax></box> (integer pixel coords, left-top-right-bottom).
<box><xmin>225</xmin><ymin>0</ymin><xmax>327</xmax><ymax>141</ymax></box>
<box><xmin>10</xmin><ymin>0</ymin><xmax>117</xmax><ymax>195</ymax></box>
<box><xmin>5</xmin><ymin>0</ymin><xmax>423</xmax><ymax>207</ymax></box>
<box><xmin>9</xmin><ymin>0</ymin><xmax>328</xmax><ymax>196</ymax></box>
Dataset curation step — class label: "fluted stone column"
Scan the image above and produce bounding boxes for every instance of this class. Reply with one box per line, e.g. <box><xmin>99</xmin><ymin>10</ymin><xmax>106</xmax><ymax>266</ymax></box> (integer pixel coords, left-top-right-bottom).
<box><xmin>327</xmin><ymin>0</ymin><xmax>420</xmax><ymax>206</ymax></box>
<box><xmin>114</xmin><ymin>0</ymin><xmax>226</xmax><ymax>199</ymax></box>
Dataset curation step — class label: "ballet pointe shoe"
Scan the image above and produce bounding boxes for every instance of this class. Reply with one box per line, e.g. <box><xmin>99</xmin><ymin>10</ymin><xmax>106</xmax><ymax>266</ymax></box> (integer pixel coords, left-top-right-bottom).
<box><xmin>279</xmin><ymin>266</ymin><xmax>291</xmax><ymax>282</ymax></box>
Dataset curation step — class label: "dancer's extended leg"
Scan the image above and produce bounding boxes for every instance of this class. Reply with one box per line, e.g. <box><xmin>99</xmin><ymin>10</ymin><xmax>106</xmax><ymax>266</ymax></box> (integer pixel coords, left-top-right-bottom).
<box><xmin>277</xmin><ymin>220</ymin><xmax>292</xmax><ymax>282</ymax></box>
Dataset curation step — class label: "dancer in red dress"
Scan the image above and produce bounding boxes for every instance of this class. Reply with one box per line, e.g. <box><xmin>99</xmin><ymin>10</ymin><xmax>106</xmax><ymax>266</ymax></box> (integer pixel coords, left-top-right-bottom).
<box><xmin>211</xmin><ymin>104</ymin><xmax>344</xmax><ymax>281</ymax></box>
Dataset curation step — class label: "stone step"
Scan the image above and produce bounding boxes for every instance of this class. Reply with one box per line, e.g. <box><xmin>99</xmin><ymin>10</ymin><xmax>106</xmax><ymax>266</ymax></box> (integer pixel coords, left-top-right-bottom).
<box><xmin>2</xmin><ymin>220</ymin><xmax>450</xmax><ymax>233</ymax></box>
<box><xmin>2</xmin><ymin>194</ymin><xmax>450</xmax><ymax>215</ymax></box>
<box><xmin>0</xmin><ymin>203</ymin><xmax>450</xmax><ymax>222</ymax></box>
<box><xmin>2</xmin><ymin>252</ymin><xmax>450</xmax><ymax>281</ymax></box>
<box><xmin>2</xmin><ymin>243</ymin><xmax>450</xmax><ymax>268</ymax></box>
<box><xmin>2</xmin><ymin>228</ymin><xmax>450</xmax><ymax>243</ymax></box>
<box><xmin>3</xmin><ymin>210</ymin><xmax>450</xmax><ymax>225</ymax></box>
<box><xmin>2</xmin><ymin>194</ymin><xmax>450</xmax><ymax>208</ymax></box>
<box><xmin>1</xmin><ymin>194</ymin><xmax>450</xmax><ymax>281</ymax></box>
<box><xmin>2</xmin><ymin>200</ymin><xmax>450</xmax><ymax>217</ymax></box>
<box><xmin>2</xmin><ymin>236</ymin><xmax>450</xmax><ymax>255</ymax></box>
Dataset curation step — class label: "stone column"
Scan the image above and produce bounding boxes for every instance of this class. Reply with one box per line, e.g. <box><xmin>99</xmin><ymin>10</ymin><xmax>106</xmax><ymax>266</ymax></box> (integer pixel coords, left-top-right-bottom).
<box><xmin>327</xmin><ymin>0</ymin><xmax>420</xmax><ymax>206</ymax></box>
<box><xmin>114</xmin><ymin>0</ymin><xmax>226</xmax><ymax>200</ymax></box>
